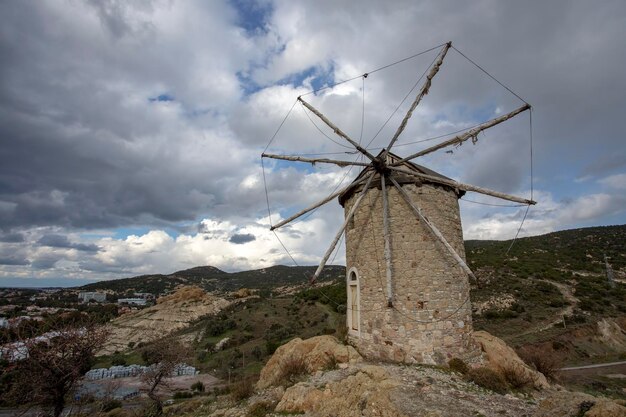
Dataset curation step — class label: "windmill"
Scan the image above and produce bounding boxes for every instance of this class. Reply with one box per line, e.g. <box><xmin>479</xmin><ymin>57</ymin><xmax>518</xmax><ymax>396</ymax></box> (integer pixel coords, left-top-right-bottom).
<box><xmin>262</xmin><ymin>42</ymin><xmax>536</xmax><ymax>364</ymax></box>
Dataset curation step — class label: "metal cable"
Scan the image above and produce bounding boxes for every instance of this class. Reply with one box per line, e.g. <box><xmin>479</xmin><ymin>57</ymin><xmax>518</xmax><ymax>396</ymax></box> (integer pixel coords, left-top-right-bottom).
<box><xmin>299</xmin><ymin>43</ymin><xmax>446</xmax><ymax>97</ymax></box>
<box><xmin>451</xmin><ymin>45</ymin><xmax>528</xmax><ymax>105</ymax></box>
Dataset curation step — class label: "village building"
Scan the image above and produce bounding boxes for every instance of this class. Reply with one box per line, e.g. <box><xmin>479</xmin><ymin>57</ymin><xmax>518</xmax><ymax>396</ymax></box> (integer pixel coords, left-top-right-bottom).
<box><xmin>78</xmin><ymin>291</ymin><xmax>106</xmax><ymax>303</ymax></box>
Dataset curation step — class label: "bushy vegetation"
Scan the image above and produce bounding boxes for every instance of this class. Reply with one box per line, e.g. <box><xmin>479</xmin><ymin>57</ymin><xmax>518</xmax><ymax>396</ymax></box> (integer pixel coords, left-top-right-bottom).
<box><xmin>517</xmin><ymin>345</ymin><xmax>562</xmax><ymax>381</ymax></box>
<box><xmin>296</xmin><ymin>282</ymin><xmax>347</xmax><ymax>313</ymax></box>
<box><xmin>466</xmin><ymin>367</ymin><xmax>508</xmax><ymax>394</ymax></box>
<box><xmin>277</xmin><ymin>355</ymin><xmax>308</xmax><ymax>386</ymax></box>
<box><xmin>230</xmin><ymin>377</ymin><xmax>256</xmax><ymax>401</ymax></box>
<box><xmin>448</xmin><ymin>358</ymin><xmax>469</xmax><ymax>374</ymax></box>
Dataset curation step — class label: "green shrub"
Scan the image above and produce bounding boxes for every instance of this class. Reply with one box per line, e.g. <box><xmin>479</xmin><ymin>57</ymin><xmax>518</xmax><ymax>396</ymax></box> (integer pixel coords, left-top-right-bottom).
<box><xmin>110</xmin><ymin>355</ymin><xmax>127</xmax><ymax>366</ymax></box>
<box><xmin>100</xmin><ymin>398</ymin><xmax>122</xmax><ymax>412</ymax></box>
<box><xmin>265</xmin><ymin>339</ymin><xmax>281</xmax><ymax>355</ymax></box>
<box><xmin>251</xmin><ymin>346</ymin><xmax>263</xmax><ymax>360</ymax></box>
<box><xmin>191</xmin><ymin>381</ymin><xmax>205</xmax><ymax>392</ymax></box>
<box><xmin>466</xmin><ymin>367</ymin><xmax>508</xmax><ymax>393</ymax></box>
<box><xmin>173</xmin><ymin>391</ymin><xmax>193</xmax><ymax>399</ymax></box>
<box><xmin>448</xmin><ymin>358</ymin><xmax>469</xmax><ymax>374</ymax></box>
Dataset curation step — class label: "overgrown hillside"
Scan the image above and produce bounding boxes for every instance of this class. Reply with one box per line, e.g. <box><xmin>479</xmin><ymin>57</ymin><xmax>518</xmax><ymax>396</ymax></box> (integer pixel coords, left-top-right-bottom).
<box><xmin>467</xmin><ymin>225</ymin><xmax>626</xmax><ymax>372</ymax></box>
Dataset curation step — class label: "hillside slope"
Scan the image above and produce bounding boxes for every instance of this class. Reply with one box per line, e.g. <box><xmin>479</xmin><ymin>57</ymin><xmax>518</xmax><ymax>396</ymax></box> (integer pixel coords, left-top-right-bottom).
<box><xmin>102</xmin><ymin>286</ymin><xmax>232</xmax><ymax>354</ymax></box>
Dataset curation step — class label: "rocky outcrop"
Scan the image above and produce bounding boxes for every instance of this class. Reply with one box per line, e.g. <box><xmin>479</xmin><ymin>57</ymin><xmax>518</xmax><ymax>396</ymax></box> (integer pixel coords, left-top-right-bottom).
<box><xmin>102</xmin><ymin>286</ymin><xmax>231</xmax><ymax>354</ymax></box>
<box><xmin>533</xmin><ymin>391</ymin><xmax>626</xmax><ymax>417</ymax></box>
<box><xmin>256</xmin><ymin>335</ymin><xmax>361</xmax><ymax>389</ymax></box>
<box><xmin>472</xmin><ymin>330</ymin><xmax>549</xmax><ymax>389</ymax></box>
<box><xmin>276</xmin><ymin>365</ymin><xmax>402</xmax><ymax>416</ymax></box>
<box><xmin>597</xmin><ymin>318</ymin><xmax>626</xmax><ymax>351</ymax></box>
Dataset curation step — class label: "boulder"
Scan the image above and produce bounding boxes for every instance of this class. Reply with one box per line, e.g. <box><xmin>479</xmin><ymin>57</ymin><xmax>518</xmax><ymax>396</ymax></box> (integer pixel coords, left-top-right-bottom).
<box><xmin>472</xmin><ymin>330</ymin><xmax>549</xmax><ymax>389</ymax></box>
<box><xmin>275</xmin><ymin>365</ymin><xmax>404</xmax><ymax>417</ymax></box>
<box><xmin>533</xmin><ymin>391</ymin><xmax>626</xmax><ymax>417</ymax></box>
<box><xmin>257</xmin><ymin>335</ymin><xmax>361</xmax><ymax>389</ymax></box>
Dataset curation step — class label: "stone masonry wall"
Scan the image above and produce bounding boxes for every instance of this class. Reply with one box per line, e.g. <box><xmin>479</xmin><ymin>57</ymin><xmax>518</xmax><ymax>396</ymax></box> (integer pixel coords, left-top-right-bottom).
<box><xmin>344</xmin><ymin>180</ymin><xmax>480</xmax><ymax>365</ymax></box>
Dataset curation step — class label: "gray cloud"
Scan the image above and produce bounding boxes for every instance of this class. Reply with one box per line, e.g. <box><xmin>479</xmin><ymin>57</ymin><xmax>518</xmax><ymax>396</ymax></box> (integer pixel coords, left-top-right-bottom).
<box><xmin>38</xmin><ymin>234</ymin><xmax>100</xmax><ymax>252</ymax></box>
<box><xmin>229</xmin><ymin>233</ymin><xmax>256</xmax><ymax>244</ymax></box>
<box><xmin>0</xmin><ymin>232</ymin><xmax>24</xmax><ymax>243</ymax></box>
<box><xmin>0</xmin><ymin>256</ymin><xmax>29</xmax><ymax>266</ymax></box>
<box><xmin>31</xmin><ymin>254</ymin><xmax>60</xmax><ymax>270</ymax></box>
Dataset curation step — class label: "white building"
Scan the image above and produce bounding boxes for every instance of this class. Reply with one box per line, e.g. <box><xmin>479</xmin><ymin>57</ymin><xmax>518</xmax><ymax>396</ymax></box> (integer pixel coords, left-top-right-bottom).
<box><xmin>117</xmin><ymin>298</ymin><xmax>147</xmax><ymax>306</ymax></box>
<box><xmin>78</xmin><ymin>291</ymin><xmax>106</xmax><ymax>303</ymax></box>
<box><xmin>0</xmin><ymin>317</ymin><xmax>8</xmax><ymax>328</ymax></box>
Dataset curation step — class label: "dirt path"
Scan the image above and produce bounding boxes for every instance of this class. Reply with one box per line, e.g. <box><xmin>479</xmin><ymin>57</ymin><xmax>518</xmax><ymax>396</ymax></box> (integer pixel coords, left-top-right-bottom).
<box><xmin>538</xmin><ymin>280</ymin><xmax>579</xmax><ymax>331</ymax></box>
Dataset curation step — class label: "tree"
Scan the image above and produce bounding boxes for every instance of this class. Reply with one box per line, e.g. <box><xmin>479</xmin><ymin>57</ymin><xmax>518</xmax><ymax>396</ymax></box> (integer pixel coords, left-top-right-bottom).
<box><xmin>3</xmin><ymin>322</ymin><xmax>108</xmax><ymax>417</ymax></box>
<box><xmin>140</xmin><ymin>339</ymin><xmax>191</xmax><ymax>416</ymax></box>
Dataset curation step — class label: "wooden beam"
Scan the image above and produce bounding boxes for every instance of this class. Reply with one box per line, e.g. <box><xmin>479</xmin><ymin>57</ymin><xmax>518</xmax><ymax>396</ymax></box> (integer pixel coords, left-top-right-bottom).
<box><xmin>298</xmin><ymin>97</ymin><xmax>377</xmax><ymax>162</ymax></box>
<box><xmin>391</xmin><ymin>104</ymin><xmax>531</xmax><ymax>165</ymax></box>
<box><xmin>384</xmin><ymin>42</ymin><xmax>452</xmax><ymax>154</ymax></box>
<box><xmin>262</xmin><ymin>153</ymin><xmax>370</xmax><ymax>168</ymax></box>
<box><xmin>389</xmin><ymin>177</ymin><xmax>478</xmax><ymax>283</ymax></box>
<box><xmin>388</xmin><ymin>166</ymin><xmax>536</xmax><ymax>205</ymax></box>
<box><xmin>310</xmin><ymin>172</ymin><xmax>377</xmax><ymax>284</ymax></box>
<box><xmin>270</xmin><ymin>174</ymin><xmax>371</xmax><ymax>231</ymax></box>
<box><xmin>381</xmin><ymin>174</ymin><xmax>393</xmax><ymax>307</ymax></box>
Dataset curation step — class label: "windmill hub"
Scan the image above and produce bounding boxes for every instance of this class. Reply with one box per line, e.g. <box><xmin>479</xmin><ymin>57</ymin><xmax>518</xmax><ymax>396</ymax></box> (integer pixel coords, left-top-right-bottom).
<box><xmin>372</xmin><ymin>157</ymin><xmax>389</xmax><ymax>174</ymax></box>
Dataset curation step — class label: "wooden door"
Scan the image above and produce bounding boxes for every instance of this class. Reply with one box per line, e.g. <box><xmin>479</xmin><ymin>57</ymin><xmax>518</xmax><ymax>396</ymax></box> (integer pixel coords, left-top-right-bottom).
<box><xmin>350</xmin><ymin>285</ymin><xmax>358</xmax><ymax>330</ymax></box>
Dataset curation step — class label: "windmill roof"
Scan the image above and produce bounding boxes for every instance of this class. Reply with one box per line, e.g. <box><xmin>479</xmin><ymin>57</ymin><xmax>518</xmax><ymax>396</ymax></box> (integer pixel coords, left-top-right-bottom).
<box><xmin>338</xmin><ymin>150</ymin><xmax>465</xmax><ymax>206</ymax></box>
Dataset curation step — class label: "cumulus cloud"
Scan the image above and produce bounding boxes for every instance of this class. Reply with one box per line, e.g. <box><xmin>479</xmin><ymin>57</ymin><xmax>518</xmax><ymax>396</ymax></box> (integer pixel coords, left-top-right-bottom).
<box><xmin>462</xmin><ymin>190</ymin><xmax>626</xmax><ymax>240</ymax></box>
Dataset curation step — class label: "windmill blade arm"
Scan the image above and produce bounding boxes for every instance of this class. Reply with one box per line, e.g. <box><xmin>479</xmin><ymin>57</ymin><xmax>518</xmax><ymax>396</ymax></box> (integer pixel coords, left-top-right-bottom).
<box><xmin>391</xmin><ymin>103</ymin><xmax>531</xmax><ymax>165</ymax></box>
<box><xmin>388</xmin><ymin>166</ymin><xmax>536</xmax><ymax>205</ymax></box>
<box><xmin>298</xmin><ymin>97</ymin><xmax>377</xmax><ymax>162</ymax></box>
<box><xmin>270</xmin><ymin>174</ymin><xmax>370</xmax><ymax>231</ymax></box>
<box><xmin>385</xmin><ymin>42</ymin><xmax>452</xmax><ymax>153</ymax></box>
<box><xmin>310</xmin><ymin>171</ymin><xmax>377</xmax><ymax>284</ymax></box>
<box><xmin>262</xmin><ymin>153</ymin><xmax>370</xmax><ymax>168</ymax></box>
<box><xmin>389</xmin><ymin>177</ymin><xmax>477</xmax><ymax>283</ymax></box>
<box><xmin>381</xmin><ymin>175</ymin><xmax>393</xmax><ymax>306</ymax></box>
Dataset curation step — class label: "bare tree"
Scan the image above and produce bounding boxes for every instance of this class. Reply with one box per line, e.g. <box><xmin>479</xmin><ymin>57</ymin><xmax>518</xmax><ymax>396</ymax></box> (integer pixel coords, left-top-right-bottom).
<box><xmin>3</xmin><ymin>322</ymin><xmax>108</xmax><ymax>417</ymax></box>
<box><xmin>140</xmin><ymin>339</ymin><xmax>190</xmax><ymax>416</ymax></box>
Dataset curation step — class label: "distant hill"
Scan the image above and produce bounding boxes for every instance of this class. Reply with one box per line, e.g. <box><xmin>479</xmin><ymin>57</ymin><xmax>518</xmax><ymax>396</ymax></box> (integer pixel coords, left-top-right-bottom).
<box><xmin>79</xmin><ymin>265</ymin><xmax>345</xmax><ymax>295</ymax></box>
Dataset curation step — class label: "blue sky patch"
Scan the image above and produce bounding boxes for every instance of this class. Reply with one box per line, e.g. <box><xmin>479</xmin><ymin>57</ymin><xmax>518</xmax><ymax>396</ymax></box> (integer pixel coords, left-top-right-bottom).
<box><xmin>229</xmin><ymin>0</ymin><xmax>273</xmax><ymax>35</ymax></box>
<box><xmin>149</xmin><ymin>94</ymin><xmax>175</xmax><ymax>103</ymax></box>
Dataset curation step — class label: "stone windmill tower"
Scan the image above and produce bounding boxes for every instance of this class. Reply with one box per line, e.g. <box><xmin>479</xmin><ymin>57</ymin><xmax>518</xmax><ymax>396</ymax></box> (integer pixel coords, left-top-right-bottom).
<box><xmin>262</xmin><ymin>42</ymin><xmax>535</xmax><ymax>364</ymax></box>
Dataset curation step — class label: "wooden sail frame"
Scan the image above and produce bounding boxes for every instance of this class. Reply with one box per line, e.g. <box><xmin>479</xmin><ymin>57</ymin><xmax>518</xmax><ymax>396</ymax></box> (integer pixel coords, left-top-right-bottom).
<box><xmin>262</xmin><ymin>41</ymin><xmax>534</xmax><ymax>288</ymax></box>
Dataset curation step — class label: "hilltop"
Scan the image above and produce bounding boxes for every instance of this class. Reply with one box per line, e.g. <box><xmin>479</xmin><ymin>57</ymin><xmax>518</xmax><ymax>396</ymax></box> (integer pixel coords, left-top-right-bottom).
<box><xmin>79</xmin><ymin>265</ymin><xmax>345</xmax><ymax>295</ymax></box>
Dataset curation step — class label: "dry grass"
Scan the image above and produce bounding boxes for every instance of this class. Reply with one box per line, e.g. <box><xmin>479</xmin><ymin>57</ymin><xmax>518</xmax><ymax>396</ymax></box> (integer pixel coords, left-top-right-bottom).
<box><xmin>448</xmin><ymin>358</ymin><xmax>469</xmax><ymax>375</ymax></box>
<box><xmin>499</xmin><ymin>363</ymin><xmax>536</xmax><ymax>390</ymax></box>
<box><xmin>231</xmin><ymin>377</ymin><xmax>257</xmax><ymax>401</ymax></box>
<box><xmin>278</xmin><ymin>355</ymin><xmax>308</xmax><ymax>386</ymax></box>
<box><xmin>466</xmin><ymin>367</ymin><xmax>508</xmax><ymax>394</ymax></box>
<box><xmin>247</xmin><ymin>401</ymin><xmax>275</xmax><ymax>417</ymax></box>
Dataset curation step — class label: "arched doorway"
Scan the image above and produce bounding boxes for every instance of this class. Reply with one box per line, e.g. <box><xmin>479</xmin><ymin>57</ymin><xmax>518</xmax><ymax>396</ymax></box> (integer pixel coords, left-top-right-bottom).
<box><xmin>347</xmin><ymin>268</ymin><xmax>360</xmax><ymax>334</ymax></box>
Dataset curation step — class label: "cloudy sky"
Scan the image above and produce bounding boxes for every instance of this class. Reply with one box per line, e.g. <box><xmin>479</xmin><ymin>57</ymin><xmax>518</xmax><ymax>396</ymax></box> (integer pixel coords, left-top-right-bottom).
<box><xmin>0</xmin><ymin>1</ymin><xmax>624</xmax><ymax>287</ymax></box>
